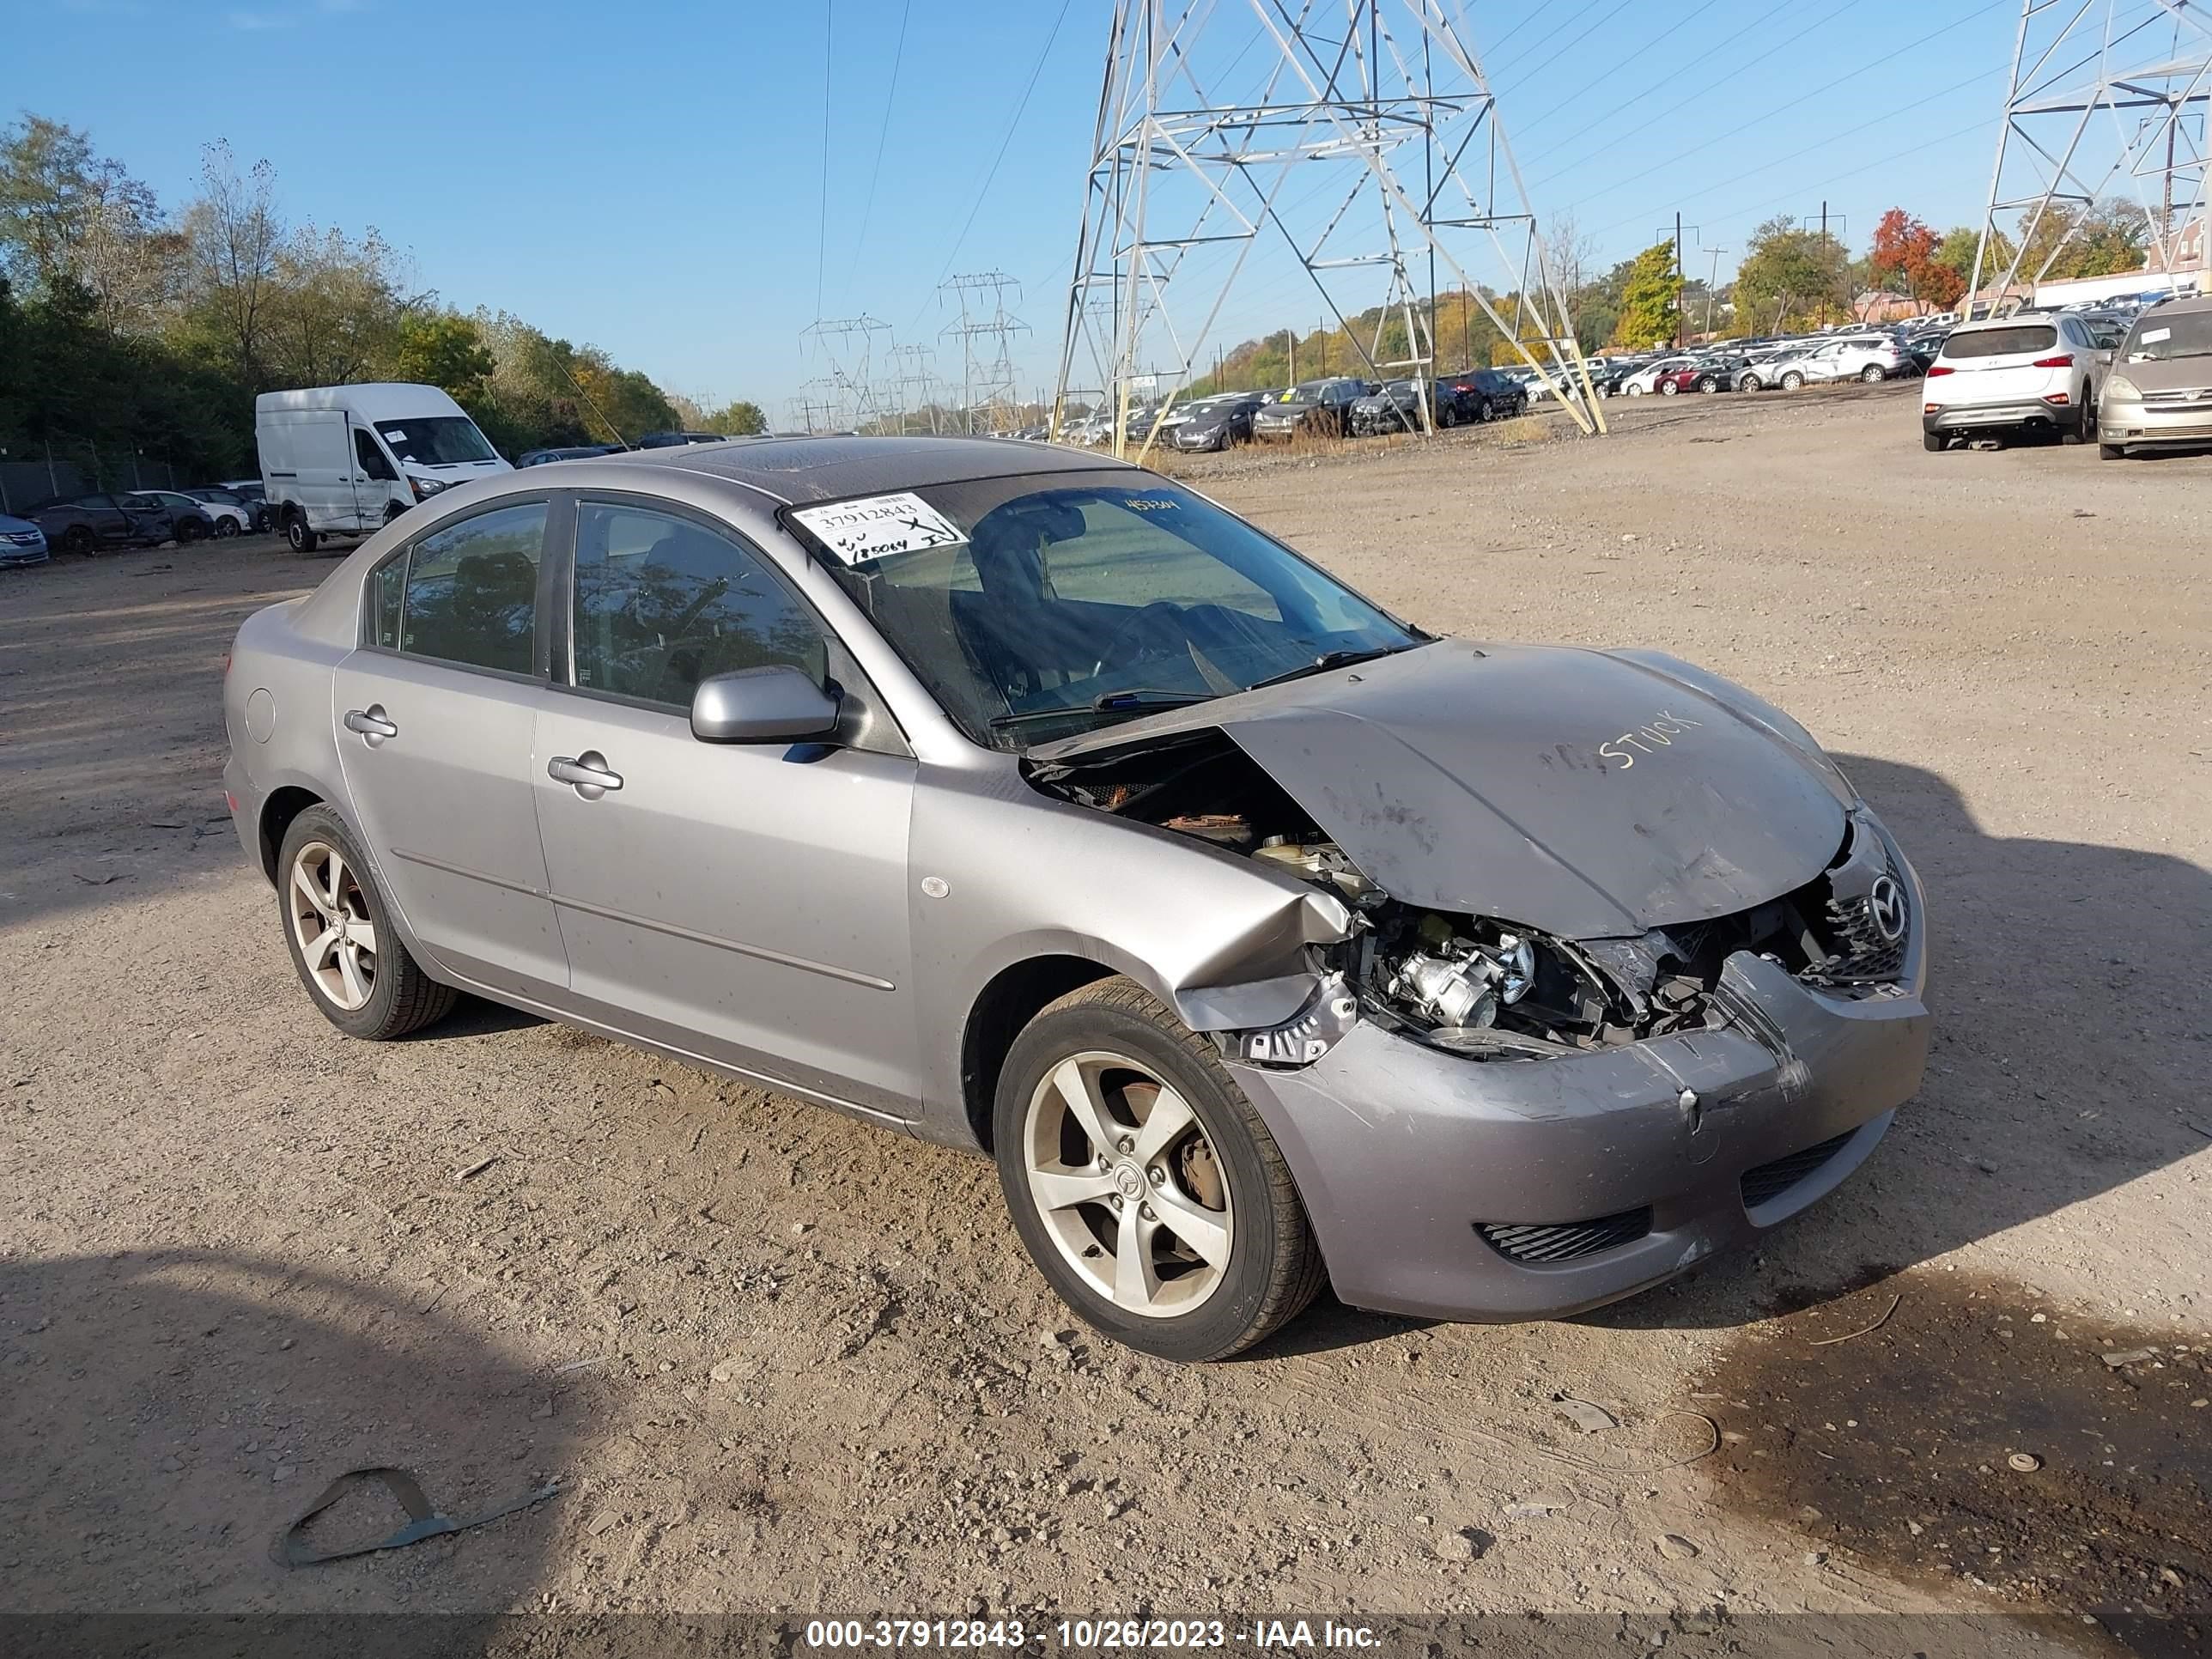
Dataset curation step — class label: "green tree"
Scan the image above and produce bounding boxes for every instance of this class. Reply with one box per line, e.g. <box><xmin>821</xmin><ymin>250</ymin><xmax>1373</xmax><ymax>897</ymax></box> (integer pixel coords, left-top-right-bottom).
<box><xmin>395</xmin><ymin>311</ymin><xmax>496</xmax><ymax>401</ymax></box>
<box><xmin>703</xmin><ymin>399</ymin><xmax>768</xmax><ymax>435</ymax></box>
<box><xmin>1732</xmin><ymin>216</ymin><xmax>1851</xmax><ymax>333</ymax></box>
<box><xmin>1608</xmin><ymin>241</ymin><xmax>1681</xmax><ymax>349</ymax></box>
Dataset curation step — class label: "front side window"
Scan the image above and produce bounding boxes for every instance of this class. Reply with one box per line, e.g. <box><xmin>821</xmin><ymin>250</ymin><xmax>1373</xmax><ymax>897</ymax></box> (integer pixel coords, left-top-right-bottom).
<box><xmin>570</xmin><ymin>502</ymin><xmax>826</xmax><ymax>710</ymax></box>
<box><xmin>397</xmin><ymin>501</ymin><xmax>546</xmax><ymax>674</ymax></box>
<box><xmin>805</xmin><ymin>473</ymin><xmax>1422</xmax><ymax>750</ymax></box>
<box><xmin>374</xmin><ymin>416</ymin><xmax>495</xmax><ymax>467</ymax></box>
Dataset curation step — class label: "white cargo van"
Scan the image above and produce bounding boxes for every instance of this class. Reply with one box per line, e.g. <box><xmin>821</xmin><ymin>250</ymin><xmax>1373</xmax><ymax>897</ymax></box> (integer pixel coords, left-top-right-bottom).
<box><xmin>256</xmin><ymin>384</ymin><xmax>511</xmax><ymax>552</ymax></box>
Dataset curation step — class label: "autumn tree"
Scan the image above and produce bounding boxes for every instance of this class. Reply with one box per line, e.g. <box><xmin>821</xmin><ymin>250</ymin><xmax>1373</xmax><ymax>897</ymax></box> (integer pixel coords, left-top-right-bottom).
<box><xmin>1857</xmin><ymin>208</ymin><xmax>1964</xmax><ymax>313</ymax></box>
<box><xmin>703</xmin><ymin>399</ymin><xmax>768</xmax><ymax>435</ymax></box>
<box><xmin>1608</xmin><ymin>241</ymin><xmax>1681</xmax><ymax>349</ymax></box>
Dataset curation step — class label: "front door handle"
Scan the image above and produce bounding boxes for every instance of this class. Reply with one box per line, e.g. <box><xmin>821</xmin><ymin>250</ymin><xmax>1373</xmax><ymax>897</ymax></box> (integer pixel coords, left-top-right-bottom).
<box><xmin>549</xmin><ymin>751</ymin><xmax>623</xmax><ymax>797</ymax></box>
<box><xmin>343</xmin><ymin>705</ymin><xmax>398</xmax><ymax>741</ymax></box>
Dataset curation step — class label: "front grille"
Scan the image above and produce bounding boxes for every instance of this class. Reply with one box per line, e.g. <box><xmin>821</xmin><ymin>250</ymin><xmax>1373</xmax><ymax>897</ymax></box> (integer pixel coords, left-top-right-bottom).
<box><xmin>1741</xmin><ymin>1130</ymin><xmax>1856</xmax><ymax>1210</ymax></box>
<box><xmin>1819</xmin><ymin>854</ymin><xmax>1907</xmax><ymax>982</ymax></box>
<box><xmin>2141</xmin><ymin>387</ymin><xmax>2212</xmax><ymax>406</ymax></box>
<box><xmin>1475</xmin><ymin>1207</ymin><xmax>1652</xmax><ymax>1265</ymax></box>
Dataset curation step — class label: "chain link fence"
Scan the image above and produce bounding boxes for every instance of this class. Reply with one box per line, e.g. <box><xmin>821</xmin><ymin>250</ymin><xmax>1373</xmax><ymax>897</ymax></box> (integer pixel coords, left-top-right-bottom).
<box><xmin>0</xmin><ymin>438</ymin><xmax>202</xmax><ymax>516</ymax></box>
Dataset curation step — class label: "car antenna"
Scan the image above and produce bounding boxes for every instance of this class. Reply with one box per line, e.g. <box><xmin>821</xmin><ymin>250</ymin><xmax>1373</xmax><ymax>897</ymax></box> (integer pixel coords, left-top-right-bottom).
<box><xmin>561</xmin><ymin>364</ymin><xmax>631</xmax><ymax>449</ymax></box>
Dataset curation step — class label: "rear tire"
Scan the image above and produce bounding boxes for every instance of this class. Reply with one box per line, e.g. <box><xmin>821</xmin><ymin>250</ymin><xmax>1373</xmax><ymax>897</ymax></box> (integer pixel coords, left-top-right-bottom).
<box><xmin>276</xmin><ymin>805</ymin><xmax>458</xmax><ymax>1041</ymax></box>
<box><xmin>1860</xmin><ymin>364</ymin><xmax>1885</xmax><ymax>382</ymax></box>
<box><xmin>993</xmin><ymin>976</ymin><xmax>1325</xmax><ymax>1363</ymax></box>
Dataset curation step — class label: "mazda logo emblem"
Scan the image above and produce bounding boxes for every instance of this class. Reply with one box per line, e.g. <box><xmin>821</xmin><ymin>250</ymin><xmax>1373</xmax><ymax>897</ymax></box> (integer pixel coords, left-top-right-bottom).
<box><xmin>1868</xmin><ymin>875</ymin><xmax>1908</xmax><ymax>945</ymax></box>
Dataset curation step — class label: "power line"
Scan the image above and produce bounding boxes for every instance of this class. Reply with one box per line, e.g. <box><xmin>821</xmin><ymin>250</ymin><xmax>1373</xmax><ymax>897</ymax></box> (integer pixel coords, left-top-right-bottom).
<box><xmin>1564</xmin><ymin>4</ymin><xmax>2010</xmax><ymax>219</ymax></box>
<box><xmin>844</xmin><ymin>0</ymin><xmax>913</xmax><ymax>306</ymax></box>
<box><xmin>816</xmin><ymin>0</ymin><xmax>835</xmax><ymax>319</ymax></box>
<box><xmin>1503</xmin><ymin>0</ymin><xmax>1732</xmax><ymax>136</ymax></box>
<box><xmin>1493</xmin><ymin>0</ymin><xmax>1638</xmax><ymax>92</ymax></box>
<box><xmin>930</xmin><ymin>0</ymin><xmax>1079</xmax><ymax>295</ymax></box>
<box><xmin>1586</xmin><ymin>72</ymin><xmax>2005</xmax><ymax>240</ymax></box>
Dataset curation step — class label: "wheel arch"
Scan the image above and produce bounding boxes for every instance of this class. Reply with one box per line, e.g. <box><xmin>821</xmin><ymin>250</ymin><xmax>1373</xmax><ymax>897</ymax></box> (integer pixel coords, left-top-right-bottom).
<box><xmin>959</xmin><ymin>955</ymin><xmax>1117</xmax><ymax>1153</ymax></box>
<box><xmin>258</xmin><ymin>785</ymin><xmax>325</xmax><ymax>883</ymax></box>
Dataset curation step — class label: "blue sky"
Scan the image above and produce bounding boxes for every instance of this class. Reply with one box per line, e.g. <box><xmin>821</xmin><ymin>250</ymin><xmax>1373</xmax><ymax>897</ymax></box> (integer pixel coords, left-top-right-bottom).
<box><xmin>21</xmin><ymin>0</ymin><xmax>2024</xmax><ymax>410</ymax></box>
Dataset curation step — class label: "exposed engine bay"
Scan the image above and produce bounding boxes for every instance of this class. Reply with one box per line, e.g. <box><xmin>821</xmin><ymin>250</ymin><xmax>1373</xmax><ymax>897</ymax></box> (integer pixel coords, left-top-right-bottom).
<box><xmin>1026</xmin><ymin>728</ymin><xmax>1906</xmax><ymax>1064</ymax></box>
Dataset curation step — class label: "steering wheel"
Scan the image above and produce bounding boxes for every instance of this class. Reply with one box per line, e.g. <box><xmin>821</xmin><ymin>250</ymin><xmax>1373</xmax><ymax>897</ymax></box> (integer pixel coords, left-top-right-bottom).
<box><xmin>1091</xmin><ymin>600</ymin><xmax>1190</xmax><ymax>679</ymax></box>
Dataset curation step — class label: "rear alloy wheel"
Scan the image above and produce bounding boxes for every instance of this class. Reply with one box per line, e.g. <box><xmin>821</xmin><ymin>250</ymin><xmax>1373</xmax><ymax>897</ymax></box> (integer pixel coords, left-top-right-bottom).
<box><xmin>995</xmin><ymin>977</ymin><xmax>1323</xmax><ymax>1362</ymax></box>
<box><xmin>1860</xmin><ymin>364</ymin><xmax>1886</xmax><ymax>382</ymax></box>
<box><xmin>277</xmin><ymin>806</ymin><xmax>457</xmax><ymax>1040</ymax></box>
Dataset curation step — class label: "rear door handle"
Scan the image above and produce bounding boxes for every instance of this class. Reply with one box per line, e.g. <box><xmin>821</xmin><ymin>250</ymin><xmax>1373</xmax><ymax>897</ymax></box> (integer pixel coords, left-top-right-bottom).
<box><xmin>549</xmin><ymin>752</ymin><xmax>623</xmax><ymax>796</ymax></box>
<box><xmin>343</xmin><ymin>706</ymin><xmax>398</xmax><ymax>740</ymax></box>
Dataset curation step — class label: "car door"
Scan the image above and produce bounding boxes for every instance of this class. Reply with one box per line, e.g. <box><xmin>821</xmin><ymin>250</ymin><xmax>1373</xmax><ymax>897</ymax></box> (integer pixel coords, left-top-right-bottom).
<box><xmin>76</xmin><ymin>495</ymin><xmax>129</xmax><ymax>546</ymax></box>
<box><xmin>330</xmin><ymin>495</ymin><xmax>569</xmax><ymax>999</ymax></box>
<box><xmin>353</xmin><ymin>427</ymin><xmax>404</xmax><ymax>522</ymax></box>
<box><xmin>532</xmin><ymin>495</ymin><xmax>921</xmax><ymax>1121</ymax></box>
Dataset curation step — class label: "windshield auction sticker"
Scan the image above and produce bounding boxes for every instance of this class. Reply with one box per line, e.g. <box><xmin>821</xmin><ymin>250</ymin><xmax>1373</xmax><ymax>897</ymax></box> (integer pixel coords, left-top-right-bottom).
<box><xmin>793</xmin><ymin>493</ymin><xmax>968</xmax><ymax>564</ymax></box>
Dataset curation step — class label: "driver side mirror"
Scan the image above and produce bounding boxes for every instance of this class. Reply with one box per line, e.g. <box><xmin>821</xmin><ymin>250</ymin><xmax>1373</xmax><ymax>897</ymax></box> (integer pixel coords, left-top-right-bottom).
<box><xmin>690</xmin><ymin>665</ymin><xmax>842</xmax><ymax>744</ymax></box>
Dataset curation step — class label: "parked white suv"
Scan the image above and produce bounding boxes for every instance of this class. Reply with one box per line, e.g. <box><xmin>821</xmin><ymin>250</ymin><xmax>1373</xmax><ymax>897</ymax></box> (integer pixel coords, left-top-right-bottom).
<box><xmin>1920</xmin><ymin>313</ymin><xmax>2106</xmax><ymax>450</ymax></box>
<box><xmin>1760</xmin><ymin>336</ymin><xmax>1909</xmax><ymax>391</ymax></box>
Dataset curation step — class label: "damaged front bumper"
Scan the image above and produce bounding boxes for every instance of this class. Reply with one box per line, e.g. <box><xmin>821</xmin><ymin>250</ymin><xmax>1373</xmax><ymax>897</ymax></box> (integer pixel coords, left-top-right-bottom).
<box><xmin>1231</xmin><ymin>869</ymin><xmax>1929</xmax><ymax>1323</ymax></box>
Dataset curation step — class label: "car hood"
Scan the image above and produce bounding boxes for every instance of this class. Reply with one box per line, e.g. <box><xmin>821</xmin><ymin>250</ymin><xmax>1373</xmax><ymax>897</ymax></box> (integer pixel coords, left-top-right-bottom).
<box><xmin>1029</xmin><ymin>640</ymin><xmax>1850</xmax><ymax>939</ymax></box>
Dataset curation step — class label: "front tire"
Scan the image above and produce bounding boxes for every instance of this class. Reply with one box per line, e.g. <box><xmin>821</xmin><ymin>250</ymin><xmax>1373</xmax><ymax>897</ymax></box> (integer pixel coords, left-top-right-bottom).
<box><xmin>1780</xmin><ymin>372</ymin><xmax>1806</xmax><ymax>390</ymax></box>
<box><xmin>994</xmin><ymin>977</ymin><xmax>1324</xmax><ymax>1362</ymax></box>
<box><xmin>1660</xmin><ymin>380</ymin><xmax>1680</xmax><ymax>396</ymax></box>
<box><xmin>60</xmin><ymin>524</ymin><xmax>95</xmax><ymax>556</ymax></box>
<box><xmin>284</xmin><ymin>510</ymin><xmax>319</xmax><ymax>554</ymax></box>
<box><xmin>276</xmin><ymin>806</ymin><xmax>458</xmax><ymax>1040</ymax></box>
<box><xmin>216</xmin><ymin>518</ymin><xmax>240</xmax><ymax>538</ymax></box>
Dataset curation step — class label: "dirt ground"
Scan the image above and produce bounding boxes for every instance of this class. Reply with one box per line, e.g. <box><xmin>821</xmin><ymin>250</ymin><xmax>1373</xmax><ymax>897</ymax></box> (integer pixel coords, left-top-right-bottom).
<box><xmin>3</xmin><ymin>383</ymin><xmax>2207</xmax><ymax>1654</ymax></box>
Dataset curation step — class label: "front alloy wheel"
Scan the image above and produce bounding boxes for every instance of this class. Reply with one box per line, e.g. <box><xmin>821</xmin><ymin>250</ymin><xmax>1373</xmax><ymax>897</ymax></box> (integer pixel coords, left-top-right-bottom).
<box><xmin>995</xmin><ymin>978</ymin><xmax>1323</xmax><ymax>1360</ymax></box>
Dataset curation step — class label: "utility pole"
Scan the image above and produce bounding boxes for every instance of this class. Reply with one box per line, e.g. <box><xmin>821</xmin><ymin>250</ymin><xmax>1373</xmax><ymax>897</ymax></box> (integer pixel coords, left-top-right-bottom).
<box><xmin>1674</xmin><ymin>211</ymin><xmax>1684</xmax><ymax>348</ymax></box>
<box><xmin>1286</xmin><ymin>328</ymin><xmax>1295</xmax><ymax>383</ymax></box>
<box><xmin>1703</xmin><ymin>247</ymin><xmax>1729</xmax><ymax>339</ymax></box>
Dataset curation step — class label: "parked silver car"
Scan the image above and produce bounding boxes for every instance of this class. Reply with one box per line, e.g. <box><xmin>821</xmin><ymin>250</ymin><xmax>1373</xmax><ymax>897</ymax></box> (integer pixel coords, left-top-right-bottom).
<box><xmin>222</xmin><ymin>438</ymin><xmax>1930</xmax><ymax>1360</ymax></box>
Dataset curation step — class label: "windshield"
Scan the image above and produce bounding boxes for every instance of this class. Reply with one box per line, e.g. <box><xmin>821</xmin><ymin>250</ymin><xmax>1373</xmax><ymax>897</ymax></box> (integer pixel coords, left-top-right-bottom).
<box><xmin>374</xmin><ymin>416</ymin><xmax>495</xmax><ymax>467</ymax></box>
<box><xmin>803</xmin><ymin>472</ymin><xmax>1423</xmax><ymax>750</ymax></box>
<box><xmin>1281</xmin><ymin>381</ymin><xmax>1330</xmax><ymax>405</ymax></box>
<box><xmin>2123</xmin><ymin>310</ymin><xmax>2212</xmax><ymax>362</ymax></box>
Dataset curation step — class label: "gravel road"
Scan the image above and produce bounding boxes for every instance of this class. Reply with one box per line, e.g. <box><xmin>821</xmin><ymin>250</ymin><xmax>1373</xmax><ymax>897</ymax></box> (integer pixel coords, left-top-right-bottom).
<box><xmin>2</xmin><ymin>383</ymin><xmax>2204</xmax><ymax>1652</ymax></box>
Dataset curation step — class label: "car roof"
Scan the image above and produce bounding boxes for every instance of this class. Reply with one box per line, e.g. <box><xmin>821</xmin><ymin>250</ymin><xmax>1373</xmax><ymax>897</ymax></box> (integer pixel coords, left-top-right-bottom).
<box><xmin>2137</xmin><ymin>293</ymin><xmax>2212</xmax><ymax>318</ymax></box>
<box><xmin>1944</xmin><ymin>313</ymin><xmax>2065</xmax><ymax>335</ymax></box>
<box><xmin>573</xmin><ymin>434</ymin><xmax>1134</xmax><ymax>506</ymax></box>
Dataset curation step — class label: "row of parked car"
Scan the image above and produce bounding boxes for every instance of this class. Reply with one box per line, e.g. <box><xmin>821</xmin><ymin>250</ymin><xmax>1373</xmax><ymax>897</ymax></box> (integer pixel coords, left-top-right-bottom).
<box><xmin>1048</xmin><ymin>367</ymin><xmax>1533</xmax><ymax>453</ymax></box>
<box><xmin>0</xmin><ymin>480</ymin><xmax>274</xmax><ymax>568</ymax></box>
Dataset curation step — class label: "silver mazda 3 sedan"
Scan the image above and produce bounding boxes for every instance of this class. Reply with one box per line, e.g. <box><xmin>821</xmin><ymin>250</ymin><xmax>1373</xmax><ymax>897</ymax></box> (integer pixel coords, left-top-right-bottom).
<box><xmin>223</xmin><ymin>436</ymin><xmax>1930</xmax><ymax>1361</ymax></box>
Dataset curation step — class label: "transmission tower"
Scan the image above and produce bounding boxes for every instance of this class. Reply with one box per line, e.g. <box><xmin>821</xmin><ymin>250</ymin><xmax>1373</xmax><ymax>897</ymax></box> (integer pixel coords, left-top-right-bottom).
<box><xmin>940</xmin><ymin>273</ymin><xmax>1031</xmax><ymax>435</ymax></box>
<box><xmin>1971</xmin><ymin>0</ymin><xmax>2210</xmax><ymax>306</ymax></box>
<box><xmin>1052</xmin><ymin>0</ymin><xmax>1603</xmax><ymax>458</ymax></box>
<box><xmin>885</xmin><ymin>343</ymin><xmax>947</xmax><ymax>434</ymax></box>
<box><xmin>799</xmin><ymin>315</ymin><xmax>894</xmax><ymax>432</ymax></box>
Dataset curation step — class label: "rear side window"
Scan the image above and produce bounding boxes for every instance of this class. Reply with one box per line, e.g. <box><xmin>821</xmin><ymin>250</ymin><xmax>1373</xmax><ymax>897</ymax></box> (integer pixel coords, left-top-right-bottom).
<box><xmin>1942</xmin><ymin>325</ymin><xmax>2057</xmax><ymax>359</ymax></box>
<box><xmin>392</xmin><ymin>502</ymin><xmax>547</xmax><ymax>674</ymax></box>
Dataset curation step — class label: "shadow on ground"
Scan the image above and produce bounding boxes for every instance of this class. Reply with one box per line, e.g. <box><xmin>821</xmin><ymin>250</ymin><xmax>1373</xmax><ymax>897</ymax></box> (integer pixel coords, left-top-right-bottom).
<box><xmin>0</xmin><ymin>1251</ymin><xmax>582</xmax><ymax>1615</ymax></box>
